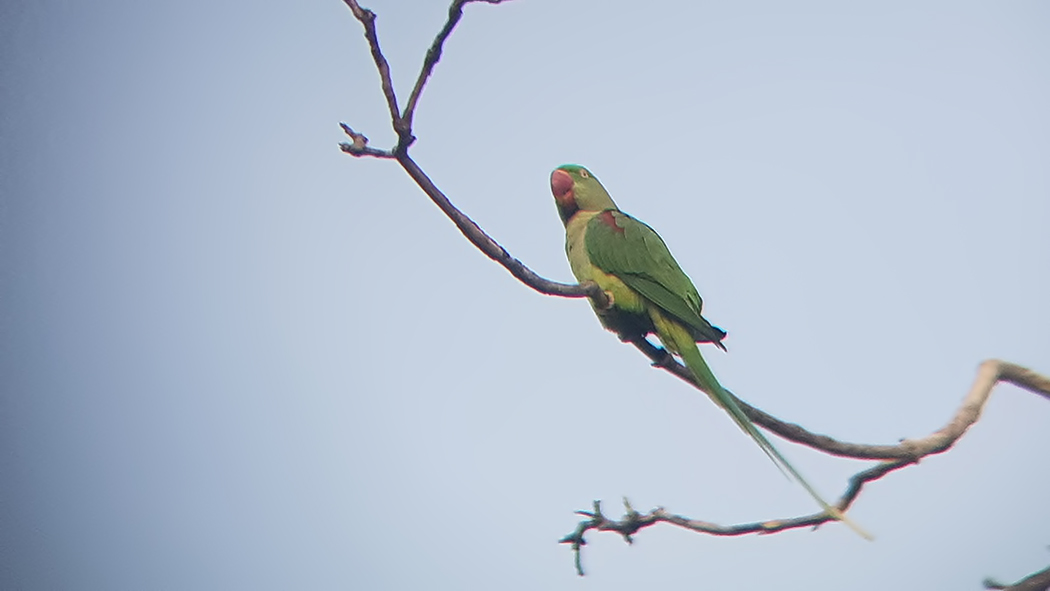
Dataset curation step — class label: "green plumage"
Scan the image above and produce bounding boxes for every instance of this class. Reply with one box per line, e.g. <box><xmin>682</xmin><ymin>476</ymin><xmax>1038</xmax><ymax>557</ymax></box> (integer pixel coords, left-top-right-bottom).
<box><xmin>585</xmin><ymin>210</ymin><xmax>728</xmax><ymax>347</ymax></box>
<box><xmin>549</xmin><ymin>164</ymin><xmax>870</xmax><ymax>539</ymax></box>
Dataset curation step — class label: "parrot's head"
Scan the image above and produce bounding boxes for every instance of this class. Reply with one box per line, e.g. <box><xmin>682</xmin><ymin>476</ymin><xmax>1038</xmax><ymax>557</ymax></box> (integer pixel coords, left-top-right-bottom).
<box><xmin>550</xmin><ymin>164</ymin><xmax>618</xmax><ymax>225</ymax></box>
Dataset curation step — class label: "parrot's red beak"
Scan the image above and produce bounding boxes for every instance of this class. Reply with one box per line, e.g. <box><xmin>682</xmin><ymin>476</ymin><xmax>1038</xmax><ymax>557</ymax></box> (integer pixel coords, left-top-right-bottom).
<box><xmin>550</xmin><ymin>169</ymin><xmax>574</xmax><ymax>205</ymax></box>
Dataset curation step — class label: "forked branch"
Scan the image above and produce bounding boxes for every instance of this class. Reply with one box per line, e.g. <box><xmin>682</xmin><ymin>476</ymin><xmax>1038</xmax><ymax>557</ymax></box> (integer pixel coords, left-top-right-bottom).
<box><xmin>340</xmin><ymin>0</ymin><xmax>606</xmax><ymax>305</ymax></box>
<box><xmin>558</xmin><ymin>356</ymin><xmax>1048</xmax><ymax>574</ymax></box>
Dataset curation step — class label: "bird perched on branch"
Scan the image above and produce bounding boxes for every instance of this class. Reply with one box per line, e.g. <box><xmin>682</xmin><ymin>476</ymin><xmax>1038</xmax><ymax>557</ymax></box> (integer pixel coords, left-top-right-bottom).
<box><xmin>549</xmin><ymin>164</ymin><xmax>869</xmax><ymax>539</ymax></box>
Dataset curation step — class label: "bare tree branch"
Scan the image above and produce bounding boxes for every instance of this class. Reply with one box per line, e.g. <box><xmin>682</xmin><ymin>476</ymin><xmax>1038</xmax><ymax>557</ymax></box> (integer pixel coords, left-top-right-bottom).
<box><xmin>339</xmin><ymin>123</ymin><xmax>395</xmax><ymax>158</ymax></box>
<box><xmin>342</xmin><ymin>0</ymin><xmax>512</xmax><ymax>152</ymax></box>
<box><xmin>634</xmin><ymin>339</ymin><xmax>1050</xmax><ymax>460</ymax></box>
<box><xmin>340</xmin><ymin>1</ymin><xmax>402</xmax><ymax>143</ymax></box>
<box><xmin>558</xmin><ymin>359</ymin><xmax>1041</xmax><ymax>575</ymax></box>
<box><xmin>337</xmin><ymin>0</ymin><xmax>1049</xmax><ymax>579</ymax></box>
<box><xmin>402</xmin><ymin>0</ymin><xmax>512</xmax><ymax>138</ymax></box>
<box><xmin>339</xmin><ymin>0</ymin><xmax>608</xmax><ymax>305</ymax></box>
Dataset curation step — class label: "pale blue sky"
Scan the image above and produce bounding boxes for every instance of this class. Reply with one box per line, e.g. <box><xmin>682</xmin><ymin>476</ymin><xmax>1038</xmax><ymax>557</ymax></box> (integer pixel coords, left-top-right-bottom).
<box><xmin>2</xmin><ymin>1</ymin><xmax>1048</xmax><ymax>589</ymax></box>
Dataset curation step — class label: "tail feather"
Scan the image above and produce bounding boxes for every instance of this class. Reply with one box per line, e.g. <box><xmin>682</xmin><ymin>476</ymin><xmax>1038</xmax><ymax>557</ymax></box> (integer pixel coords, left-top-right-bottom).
<box><xmin>653</xmin><ymin>311</ymin><xmax>872</xmax><ymax>540</ymax></box>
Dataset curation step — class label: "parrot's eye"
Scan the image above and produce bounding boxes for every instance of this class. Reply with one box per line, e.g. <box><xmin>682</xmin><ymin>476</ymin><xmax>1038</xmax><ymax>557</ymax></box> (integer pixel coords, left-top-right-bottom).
<box><xmin>580</xmin><ymin>169</ymin><xmax>589</xmax><ymax>179</ymax></box>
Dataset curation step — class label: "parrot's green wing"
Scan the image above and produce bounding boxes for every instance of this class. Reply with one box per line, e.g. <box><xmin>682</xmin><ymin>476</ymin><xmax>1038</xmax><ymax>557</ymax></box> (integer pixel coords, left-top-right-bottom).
<box><xmin>585</xmin><ymin>210</ymin><xmax>726</xmax><ymax>347</ymax></box>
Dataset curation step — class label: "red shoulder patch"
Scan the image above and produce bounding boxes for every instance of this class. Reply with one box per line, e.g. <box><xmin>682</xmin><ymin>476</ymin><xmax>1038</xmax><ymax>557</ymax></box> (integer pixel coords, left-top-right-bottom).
<box><xmin>597</xmin><ymin>210</ymin><xmax>626</xmax><ymax>234</ymax></box>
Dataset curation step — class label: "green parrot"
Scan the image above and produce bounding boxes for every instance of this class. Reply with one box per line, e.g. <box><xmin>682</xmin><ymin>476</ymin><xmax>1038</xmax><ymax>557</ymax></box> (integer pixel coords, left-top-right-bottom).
<box><xmin>550</xmin><ymin>164</ymin><xmax>869</xmax><ymax>539</ymax></box>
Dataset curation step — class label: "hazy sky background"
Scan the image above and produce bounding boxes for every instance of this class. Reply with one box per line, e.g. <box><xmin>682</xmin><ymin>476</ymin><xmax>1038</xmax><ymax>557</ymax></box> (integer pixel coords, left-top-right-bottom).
<box><xmin>2</xmin><ymin>1</ymin><xmax>1048</xmax><ymax>589</ymax></box>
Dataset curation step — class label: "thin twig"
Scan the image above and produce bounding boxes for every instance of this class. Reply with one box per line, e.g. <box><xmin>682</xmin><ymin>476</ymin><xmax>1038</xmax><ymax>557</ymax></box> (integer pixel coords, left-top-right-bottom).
<box><xmin>339</xmin><ymin>123</ymin><xmax>395</xmax><ymax>158</ymax></box>
<box><xmin>402</xmin><ymin>0</ymin><xmax>512</xmax><ymax>138</ymax></box>
<box><xmin>342</xmin><ymin>0</ymin><xmax>404</xmax><ymax>145</ymax></box>
<box><xmin>560</xmin><ymin>459</ymin><xmax>905</xmax><ymax>571</ymax></box>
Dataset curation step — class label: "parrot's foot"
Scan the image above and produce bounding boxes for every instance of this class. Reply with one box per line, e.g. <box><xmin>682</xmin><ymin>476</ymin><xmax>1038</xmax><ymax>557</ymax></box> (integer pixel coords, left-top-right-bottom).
<box><xmin>596</xmin><ymin>289</ymin><xmax>615</xmax><ymax>310</ymax></box>
<box><xmin>649</xmin><ymin>346</ymin><xmax>676</xmax><ymax>369</ymax></box>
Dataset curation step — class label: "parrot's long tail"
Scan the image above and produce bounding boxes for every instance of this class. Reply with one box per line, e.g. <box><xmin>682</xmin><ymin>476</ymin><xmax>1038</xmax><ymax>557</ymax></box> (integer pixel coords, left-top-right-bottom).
<box><xmin>653</xmin><ymin>312</ymin><xmax>873</xmax><ymax>540</ymax></box>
